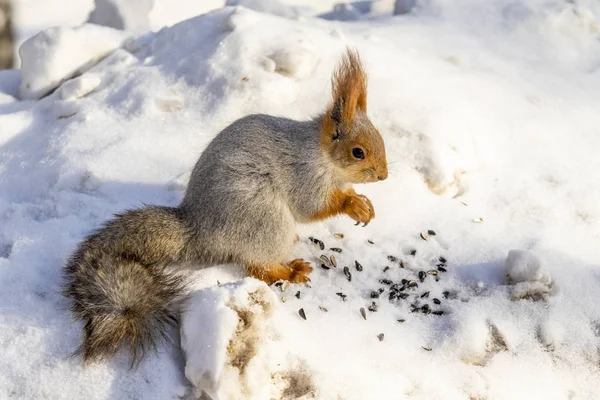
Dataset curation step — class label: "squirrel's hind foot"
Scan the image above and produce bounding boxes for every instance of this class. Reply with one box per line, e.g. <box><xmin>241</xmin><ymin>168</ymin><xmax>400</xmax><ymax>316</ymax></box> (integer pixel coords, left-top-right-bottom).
<box><xmin>247</xmin><ymin>259</ymin><xmax>312</xmax><ymax>285</ymax></box>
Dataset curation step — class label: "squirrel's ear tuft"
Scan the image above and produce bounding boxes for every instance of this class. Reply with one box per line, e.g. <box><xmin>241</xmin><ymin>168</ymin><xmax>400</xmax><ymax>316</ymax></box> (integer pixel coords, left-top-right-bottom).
<box><xmin>330</xmin><ymin>48</ymin><xmax>367</xmax><ymax>124</ymax></box>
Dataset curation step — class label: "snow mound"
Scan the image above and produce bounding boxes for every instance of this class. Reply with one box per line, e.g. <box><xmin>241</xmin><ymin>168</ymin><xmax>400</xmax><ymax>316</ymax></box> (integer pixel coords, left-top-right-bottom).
<box><xmin>18</xmin><ymin>24</ymin><xmax>129</xmax><ymax>100</ymax></box>
<box><xmin>182</xmin><ymin>278</ymin><xmax>315</xmax><ymax>400</ymax></box>
<box><xmin>88</xmin><ymin>0</ymin><xmax>154</xmax><ymax>31</ymax></box>
<box><xmin>505</xmin><ymin>249</ymin><xmax>552</xmax><ymax>300</ymax></box>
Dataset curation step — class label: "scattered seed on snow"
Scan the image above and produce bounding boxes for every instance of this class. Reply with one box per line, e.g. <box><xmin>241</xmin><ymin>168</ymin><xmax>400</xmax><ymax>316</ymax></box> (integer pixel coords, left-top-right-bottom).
<box><xmin>334</xmin><ymin>233</ymin><xmax>344</xmax><ymax>239</ymax></box>
<box><xmin>295</xmin><ymin>291</ymin><xmax>301</xmax><ymax>299</ymax></box>
<box><xmin>377</xmin><ymin>333</ymin><xmax>385</xmax><ymax>342</ymax></box>
<box><xmin>387</xmin><ymin>255</ymin><xmax>398</xmax><ymax>262</ymax></box>
<box><xmin>368</xmin><ymin>302</ymin><xmax>378</xmax><ymax>312</ymax></box>
<box><xmin>422</xmin><ymin>346</ymin><xmax>432</xmax><ymax>351</ymax></box>
<box><xmin>397</xmin><ymin>319</ymin><xmax>406</xmax><ymax>323</ymax></box>
<box><xmin>427</xmin><ymin>230</ymin><xmax>436</xmax><ymax>236</ymax></box>
<box><xmin>343</xmin><ymin>266</ymin><xmax>352</xmax><ymax>281</ymax></box>
<box><xmin>330</xmin><ymin>247</ymin><xmax>342</xmax><ymax>253</ymax></box>
<box><xmin>355</xmin><ymin>260</ymin><xmax>363</xmax><ymax>271</ymax></box>
<box><xmin>336</xmin><ymin>292</ymin><xmax>347</xmax><ymax>301</ymax></box>
<box><xmin>321</xmin><ymin>263</ymin><xmax>330</xmax><ymax>270</ymax></box>
<box><xmin>438</xmin><ymin>266</ymin><xmax>447</xmax><ymax>273</ymax></box>
<box><xmin>379</xmin><ymin>279</ymin><xmax>393</xmax><ymax>285</ymax></box>
<box><xmin>410</xmin><ymin>249</ymin><xmax>417</xmax><ymax>256</ymax></box>
<box><xmin>420</xmin><ymin>232</ymin><xmax>429</xmax><ymax>241</ymax></box>
<box><xmin>443</xmin><ymin>291</ymin><xmax>450</xmax><ymax>299</ymax></box>
<box><xmin>319</xmin><ymin>306</ymin><xmax>328</xmax><ymax>312</ymax></box>
<box><xmin>432</xmin><ymin>310</ymin><xmax>444</xmax><ymax>316</ymax></box>
<box><xmin>298</xmin><ymin>308</ymin><xmax>306</xmax><ymax>320</ymax></box>
<box><xmin>371</xmin><ymin>291</ymin><xmax>380</xmax><ymax>299</ymax></box>
<box><xmin>367</xmin><ymin>239</ymin><xmax>374</xmax><ymax>244</ymax></box>
<box><xmin>418</xmin><ymin>271</ymin><xmax>426</xmax><ymax>282</ymax></box>
<box><xmin>383</xmin><ymin>266</ymin><xmax>390</xmax><ymax>272</ymax></box>
<box><xmin>473</xmin><ymin>217</ymin><xmax>484</xmax><ymax>223</ymax></box>
<box><xmin>427</xmin><ymin>269</ymin><xmax>438</xmax><ymax>275</ymax></box>
<box><xmin>420</xmin><ymin>291</ymin><xmax>430</xmax><ymax>299</ymax></box>
<box><xmin>439</xmin><ymin>256</ymin><xmax>447</xmax><ymax>264</ymax></box>
<box><xmin>330</xmin><ymin>255</ymin><xmax>337</xmax><ymax>268</ymax></box>
<box><xmin>360</xmin><ymin>307</ymin><xmax>367</xmax><ymax>320</ymax></box>
<box><xmin>433</xmin><ymin>298</ymin><xmax>441</xmax><ymax>305</ymax></box>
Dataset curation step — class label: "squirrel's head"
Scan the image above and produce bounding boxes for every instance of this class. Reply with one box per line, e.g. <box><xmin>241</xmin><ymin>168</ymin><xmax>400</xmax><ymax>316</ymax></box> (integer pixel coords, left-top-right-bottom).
<box><xmin>320</xmin><ymin>49</ymin><xmax>388</xmax><ymax>185</ymax></box>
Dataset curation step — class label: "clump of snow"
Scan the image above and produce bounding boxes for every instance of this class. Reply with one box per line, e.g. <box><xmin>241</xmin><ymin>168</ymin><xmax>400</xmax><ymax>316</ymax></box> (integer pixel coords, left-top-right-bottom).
<box><xmin>182</xmin><ymin>278</ymin><xmax>315</xmax><ymax>400</ymax></box>
<box><xmin>505</xmin><ymin>249</ymin><xmax>552</xmax><ymax>300</ymax></box>
<box><xmin>18</xmin><ymin>24</ymin><xmax>128</xmax><ymax>100</ymax></box>
<box><xmin>87</xmin><ymin>0</ymin><xmax>154</xmax><ymax>31</ymax></box>
<box><xmin>59</xmin><ymin>73</ymin><xmax>102</xmax><ymax>101</ymax></box>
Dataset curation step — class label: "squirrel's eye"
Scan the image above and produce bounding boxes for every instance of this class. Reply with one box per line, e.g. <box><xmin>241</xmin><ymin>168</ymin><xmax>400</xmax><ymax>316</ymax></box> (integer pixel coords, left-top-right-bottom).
<box><xmin>352</xmin><ymin>147</ymin><xmax>365</xmax><ymax>160</ymax></box>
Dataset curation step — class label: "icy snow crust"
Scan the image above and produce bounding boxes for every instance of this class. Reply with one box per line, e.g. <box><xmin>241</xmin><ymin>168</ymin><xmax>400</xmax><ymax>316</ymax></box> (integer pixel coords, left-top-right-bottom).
<box><xmin>2</xmin><ymin>2</ymin><xmax>600</xmax><ymax>399</ymax></box>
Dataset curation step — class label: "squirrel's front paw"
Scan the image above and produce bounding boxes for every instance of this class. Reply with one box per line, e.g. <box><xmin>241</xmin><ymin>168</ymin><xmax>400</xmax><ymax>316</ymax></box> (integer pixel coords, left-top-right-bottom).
<box><xmin>344</xmin><ymin>194</ymin><xmax>375</xmax><ymax>227</ymax></box>
<box><xmin>288</xmin><ymin>259</ymin><xmax>312</xmax><ymax>283</ymax></box>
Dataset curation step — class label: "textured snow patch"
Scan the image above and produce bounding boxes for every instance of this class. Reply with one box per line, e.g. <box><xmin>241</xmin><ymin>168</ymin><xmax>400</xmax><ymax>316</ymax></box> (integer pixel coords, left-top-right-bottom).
<box><xmin>18</xmin><ymin>24</ymin><xmax>128</xmax><ymax>100</ymax></box>
<box><xmin>181</xmin><ymin>278</ymin><xmax>315</xmax><ymax>400</ymax></box>
<box><xmin>505</xmin><ymin>250</ymin><xmax>552</xmax><ymax>300</ymax></box>
<box><xmin>59</xmin><ymin>74</ymin><xmax>102</xmax><ymax>101</ymax></box>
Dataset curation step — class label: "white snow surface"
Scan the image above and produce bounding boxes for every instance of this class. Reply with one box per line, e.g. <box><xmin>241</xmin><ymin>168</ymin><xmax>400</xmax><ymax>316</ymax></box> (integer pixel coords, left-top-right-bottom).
<box><xmin>1</xmin><ymin>1</ymin><xmax>600</xmax><ymax>399</ymax></box>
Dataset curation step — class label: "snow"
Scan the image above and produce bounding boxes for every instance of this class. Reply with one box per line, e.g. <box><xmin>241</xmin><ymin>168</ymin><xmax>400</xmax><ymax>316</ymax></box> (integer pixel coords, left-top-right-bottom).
<box><xmin>18</xmin><ymin>24</ymin><xmax>128</xmax><ymax>99</ymax></box>
<box><xmin>87</xmin><ymin>0</ymin><xmax>155</xmax><ymax>31</ymax></box>
<box><xmin>1</xmin><ymin>1</ymin><xmax>600</xmax><ymax>399</ymax></box>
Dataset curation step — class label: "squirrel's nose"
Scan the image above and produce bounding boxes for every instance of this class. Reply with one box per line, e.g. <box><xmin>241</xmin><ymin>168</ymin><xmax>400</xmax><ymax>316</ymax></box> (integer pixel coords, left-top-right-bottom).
<box><xmin>377</xmin><ymin>168</ymin><xmax>388</xmax><ymax>181</ymax></box>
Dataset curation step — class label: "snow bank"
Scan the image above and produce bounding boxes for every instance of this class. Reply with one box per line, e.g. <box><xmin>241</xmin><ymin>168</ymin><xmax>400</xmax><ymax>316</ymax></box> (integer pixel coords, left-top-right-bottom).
<box><xmin>1</xmin><ymin>2</ymin><xmax>600</xmax><ymax>399</ymax></box>
<box><xmin>18</xmin><ymin>24</ymin><xmax>128</xmax><ymax>100</ymax></box>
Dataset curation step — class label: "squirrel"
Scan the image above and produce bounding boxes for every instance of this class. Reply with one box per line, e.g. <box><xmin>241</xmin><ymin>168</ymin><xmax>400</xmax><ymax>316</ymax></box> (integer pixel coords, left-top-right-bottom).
<box><xmin>62</xmin><ymin>48</ymin><xmax>388</xmax><ymax>365</ymax></box>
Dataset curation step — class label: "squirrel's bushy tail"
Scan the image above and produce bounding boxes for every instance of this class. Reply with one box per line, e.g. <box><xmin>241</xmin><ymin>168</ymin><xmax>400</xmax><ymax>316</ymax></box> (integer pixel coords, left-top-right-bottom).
<box><xmin>62</xmin><ymin>206</ymin><xmax>189</xmax><ymax>365</ymax></box>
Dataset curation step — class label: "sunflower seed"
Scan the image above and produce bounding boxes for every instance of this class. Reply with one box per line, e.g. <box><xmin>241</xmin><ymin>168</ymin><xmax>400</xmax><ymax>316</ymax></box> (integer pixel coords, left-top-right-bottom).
<box><xmin>336</xmin><ymin>292</ymin><xmax>347</xmax><ymax>301</ymax></box>
<box><xmin>421</xmin><ymin>304</ymin><xmax>431</xmax><ymax>314</ymax></box>
<box><xmin>420</xmin><ymin>232</ymin><xmax>429</xmax><ymax>241</ymax></box>
<box><xmin>433</xmin><ymin>298</ymin><xmax>441</xmax><ymax>305</ymax></box>
<box><xmin>367</xmin><ymin>239</ymin><xmax>374</xmax><ymax>244</ymax></box>
<box><xmin>432</xmin><ymin>310</ymin><xmax>444</xmax><ymax>316</ymax></box>
<box><xmin>410</xmin><ymin>249</ymin><xmax>417</xmax><ymax>256</ymax></box>
<box><xmin>298</xmin><ymin>308</ymin><xmax>306</xmax><ymax>320</ymax></box>
<box><xmin>355</xmin><ymin>260</ymin><xmax>363</xmax><ymax>271</ymax></box>
<box><xmin>295</xmin><ymin>291</ymin><xmax>301</xmax><ymax>299</ymax></box>
<box><xmin>401</xmin><ymin>279</ymin><xmax>408</xmax><ymax>285</ymax></box>
<box><xmin>400</xmin><ymin>260</ymin><xmax>406</xmax><ymax>268</ymax></box>
<box><xmin>360</xmin><ymin>307</ymin><xmax>367</xmax><ymax>320</ymax></box>
<box><xmin>407</xmin><ymin>280</ymin><xmax>418</xmax><ymax>289</ymax></box>
<box><xmin>377</xmin><ymin>333</ymin><xmax>385</xmax><ymax>341</ymax></box>
<box><xmin>379</xmin><ymin>278</ymin><xmax>393</xmax><ymax>285</ymax></box>
<box><xmin>320</xmin><ymin>255</ymin><xmax>330</xmax><ymax>265</ymax></box>
<box><xmin>398</xmin><ymin>292</ymin><xmax>409</xmax><ymax>299</ymax></box>
<box><xmin>422</xmin><ymin>346</ymin><xmax>432</xmax><ymax>351</ymax></box>
<box><xmin>330</xmin><ymin>255</ymin><xmax>337</xmax><ymax>268</ymax></box>
<box><xmin>330</xmin><ymin>247</ymin><xmax>342</xmax><ymax>253</ymax></box>
<box><xmin>343</xmin><ymin>266</ymin><xmax>352</xmax><ymax>281</ymax></box>
<box><xmin>312</xmin><ymin>238</ymin><xmax>325</xmax><ymax>250</ymax></box>
<box><xmin>383</xmin><ymin>266</ymin><xmax>390</xmax><ymax>272</ymax></box>
<box><xmin>281</xmin><ymin>297</ymin><xmax>287</xmax><ymax>303</ymax></box>
<box><xmin>321</xmin><ymin>263</ymin><xmax>330</xmax><ymax>270</ymax></box>
<box><xmin>334</xmin><ymin>233</ymin><xmax>344</xmax><ymax>239</ymax></box>
<box><xmin>473</xmin><ymin>217</ymin><xmax>484</xmax><ymax>223</ymax></box>
<box><xmin>427</xmin><ymin>229</ymin><xmax>436</xmax><ymax>236</ymax></box>
<box><xmin>427</xmin><ymin>269</ymin><xmax>438</xmax><ymax>275</ymax></box>
<box><xmin>378</xmin><ymin>288</ymin><xmax>384</xmax><ymax>293</ymax></box>
<box><xmin>397</xmin><ymin>319</ymin><xmax>406</xmax><ymax>323</ymax></box>
<box><xmin>437</xmin><ymin>266</ymin><xmax>447</xmax><ymax>273</ymax></box>
<box><xmin>387</xmin><ymin>255</ymin><xmax>398</xmax><ymax>262</ymax></box>
<box><xmin>368</xmin><ymin>302</ymin><xmax>378</xmax><ymax>312</ymax></box>
<box><xmin>371</xmin><ymin>291</ymin><xmax>380</xmax><ymax>299</ymax></box>
<box><xmin>443</xmin><ymin>291</ymin><xmax>450</xmax><ymax>299</ymax></box>
<box><xmin>420</xmin><ymin>291</ymin><xmax>430</xmax><ymax>299</ymax></box>
<box><xmin>439</xmin><ymin>256</ymin><xmax>447</xmax><ymax>264</ymax></box>
<box><xmin>418</xmin><ymin>271</ymin><xmax>426</xmax><ymax>283</ymax></box>
<box><xmin>319</xmin><ymin>306</ymin><xmax>328</xmax><ymax>312</ymax></box>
